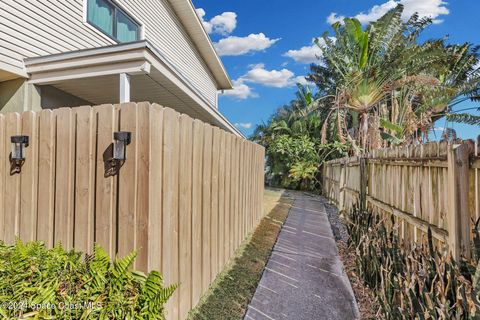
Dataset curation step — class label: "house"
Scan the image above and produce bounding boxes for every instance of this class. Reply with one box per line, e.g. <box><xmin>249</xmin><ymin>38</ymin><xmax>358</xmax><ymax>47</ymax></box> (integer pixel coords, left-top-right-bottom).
<box><xmin>0</xmin><ymin>0</ymin><xmax>241</xmax><ymax>135</ymax></box>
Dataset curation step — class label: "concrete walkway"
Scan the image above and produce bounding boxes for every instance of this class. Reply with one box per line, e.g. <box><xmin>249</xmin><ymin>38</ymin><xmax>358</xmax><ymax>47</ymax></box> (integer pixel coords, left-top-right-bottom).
<box><xmin>244</xmin><ymin>192</ymin><xmax>359</xmax><ymax>320</ymax></box>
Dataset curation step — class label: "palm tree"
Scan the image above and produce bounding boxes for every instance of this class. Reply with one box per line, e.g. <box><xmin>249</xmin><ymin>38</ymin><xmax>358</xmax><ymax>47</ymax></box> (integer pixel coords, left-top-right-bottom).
<box><xmin>308</xmin><ymin>5</ymin><xmax>480</xmax><ymax>153</ymax></box>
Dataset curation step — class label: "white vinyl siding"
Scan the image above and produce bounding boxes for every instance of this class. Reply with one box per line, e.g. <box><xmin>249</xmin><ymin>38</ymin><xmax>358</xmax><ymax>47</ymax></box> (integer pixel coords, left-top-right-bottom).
<box><xmin>0</xmin><ymin>0</ymin><xmax>219</xmax><ymax>108</ymax></box>
<box><xmin>117</xmin><ymin>0</ymin><xmax>218</xmax><ymax>108</ymax></box>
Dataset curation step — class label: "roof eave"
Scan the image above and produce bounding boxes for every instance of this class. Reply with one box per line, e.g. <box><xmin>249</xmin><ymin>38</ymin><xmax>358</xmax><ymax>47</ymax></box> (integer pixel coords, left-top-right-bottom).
<box><xmin>24</xmin><ymin>42</ymin><xmax>242</xmax><ymax>137</ymax></box>
<box><xmin>167</xmin><ymin>0</ymin><xmax>232</xmax><ymax>90</ymax></box>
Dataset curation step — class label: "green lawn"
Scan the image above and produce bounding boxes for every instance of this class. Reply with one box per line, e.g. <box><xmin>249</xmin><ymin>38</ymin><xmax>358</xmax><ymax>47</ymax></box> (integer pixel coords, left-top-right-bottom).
<box><xmin>188</xmin><ymin>188</ymin><xmax>292</xmax><ymax>320</ymax></box>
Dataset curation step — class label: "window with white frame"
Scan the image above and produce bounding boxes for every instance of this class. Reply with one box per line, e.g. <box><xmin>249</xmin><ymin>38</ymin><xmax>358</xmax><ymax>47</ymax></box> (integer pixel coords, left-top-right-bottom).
<box><xmin>87</xmin><ymin>0</ymin><xmax>140</xmax><ymax>43</ymax></box>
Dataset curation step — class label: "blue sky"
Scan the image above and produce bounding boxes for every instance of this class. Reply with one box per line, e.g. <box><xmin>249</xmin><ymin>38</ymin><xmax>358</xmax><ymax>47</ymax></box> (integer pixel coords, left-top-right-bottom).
<box><xmin>193</xmin><ymin>0</ymin><xmax>480</xmax><ymax>140</ymax></box>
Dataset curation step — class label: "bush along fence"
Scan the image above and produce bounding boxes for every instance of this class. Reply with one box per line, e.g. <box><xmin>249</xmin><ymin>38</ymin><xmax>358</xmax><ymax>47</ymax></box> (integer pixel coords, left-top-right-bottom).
<box><xmin>346</xmin><ymin>205</ymin><xmax>480</xmax><ymax>318</ymax></box>
<box><xmin>0</xmin><ymin>102</ymin><xmax>265</xmax><ymax>320</ymax></box>
<box><xmin>323</xmin><ymin>138</ymin><xmax>480</xmax><ymax>260</ymax></box>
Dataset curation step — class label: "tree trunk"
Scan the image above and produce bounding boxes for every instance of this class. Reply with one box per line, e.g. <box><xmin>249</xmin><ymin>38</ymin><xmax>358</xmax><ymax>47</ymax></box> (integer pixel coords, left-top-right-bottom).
<box><xmin>359</xmin><ymin>112</ymin><xmax>369</xmax><ymax>151</ymax></box>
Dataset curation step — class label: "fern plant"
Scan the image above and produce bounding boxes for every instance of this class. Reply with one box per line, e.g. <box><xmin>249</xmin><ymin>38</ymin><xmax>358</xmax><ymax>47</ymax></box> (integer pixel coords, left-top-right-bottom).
<box><xmin>0</xmin><ymin>241</ymin><xmax>176</xmax><ymax>319</ymax></box>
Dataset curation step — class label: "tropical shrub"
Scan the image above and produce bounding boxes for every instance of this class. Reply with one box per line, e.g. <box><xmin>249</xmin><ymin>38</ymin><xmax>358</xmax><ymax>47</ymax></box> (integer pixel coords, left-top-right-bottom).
<box><xmin>260</xmin><ymin>130</ymin><xmax>349</xmax><ymax>190</ymax></box>
<box><xmin>346</xmin><ymin>206</ymin><xmax>480</xmax><ymax>318</ymax></box>
<box><xmin>267</xmin><ymin>134</ymin><xmax>319</xmax><ymax>189</ymax></box>
<box><xmin>0</xmin><ymin>240</ymin><xmax>176</xmax><ymax>319</ymax></box>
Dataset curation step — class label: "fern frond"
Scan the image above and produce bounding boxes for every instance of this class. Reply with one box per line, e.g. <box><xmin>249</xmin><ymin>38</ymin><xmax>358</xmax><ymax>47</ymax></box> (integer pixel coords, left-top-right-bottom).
<box><xmin>112</xmin><ymin>250</ymin><xmax>137</xmax><ymax>280</ymax></box>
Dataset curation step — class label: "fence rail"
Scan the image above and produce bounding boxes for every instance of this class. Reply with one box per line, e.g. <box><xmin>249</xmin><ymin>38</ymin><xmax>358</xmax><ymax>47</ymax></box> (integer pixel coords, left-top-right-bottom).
<box><xmin>323</xmin><ymin>138</ymin><xmax>480</xmax><ymax>260</ymax></box>
<box><xmin>0</xmin><ymin>102</ymin><xmax>265</xmax><ymax>320</ymax></box>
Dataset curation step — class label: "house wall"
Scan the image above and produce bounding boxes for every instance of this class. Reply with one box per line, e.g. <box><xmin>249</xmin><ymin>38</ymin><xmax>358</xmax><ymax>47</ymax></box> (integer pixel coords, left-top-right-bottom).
<box><xmin>0</xmin><ymin>79</ymin><xmax>41</xmax><ymax>113</ymax></box>
<box><xmin>41</xmin><ymin>85</ymin><xmax>91</xmax><ymax>109</ymax></box>
<box><xmin>0</xmin><ymin>79</ymin><xmax>90</xmax><ymax>112</ymax></box>
<box><xmin>0</xmin><ymin>0</ymin><xmax>219</xmax><ymax>108</ymax></box>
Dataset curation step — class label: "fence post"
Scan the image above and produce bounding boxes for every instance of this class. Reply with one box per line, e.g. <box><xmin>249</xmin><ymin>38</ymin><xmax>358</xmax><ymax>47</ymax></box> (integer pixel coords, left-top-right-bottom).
<box><xmin>322</xmin><ymin>164</ymin><xmax>326</xmax><ymax>196</ymax></box>
<box><xmin>447</xmin><ymin>143</ymin><xmax>471</xmax><ymax>260</ymax></box>
<box><xmin>338</xmin><ymin>160</ymin><xmax>346</xmax><ymax>213</ymax></box>
<box><xmin>359</xmin><ymin>157</ymin><xmax>368</xmax><ymax>212</ymax></box>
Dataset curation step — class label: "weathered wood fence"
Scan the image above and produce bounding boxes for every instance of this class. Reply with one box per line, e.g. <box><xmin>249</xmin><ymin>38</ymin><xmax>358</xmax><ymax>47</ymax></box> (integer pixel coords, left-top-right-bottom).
<box><xmin>0</xmin><ymin>102</ymin><xmax>265</xmax><ymax>320</ymax></box>
<box><xmin>323</xmin><ymin>139</ymin><xmax>480</xmax><ymax>260</ymax></box>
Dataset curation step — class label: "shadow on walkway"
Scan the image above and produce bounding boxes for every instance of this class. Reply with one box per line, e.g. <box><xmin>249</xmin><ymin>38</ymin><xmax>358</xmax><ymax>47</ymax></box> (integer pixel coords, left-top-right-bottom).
<box><xmin>244</xmin><ymin>192</ymin><xmax>359</xmax><ymax>320</ymax></box>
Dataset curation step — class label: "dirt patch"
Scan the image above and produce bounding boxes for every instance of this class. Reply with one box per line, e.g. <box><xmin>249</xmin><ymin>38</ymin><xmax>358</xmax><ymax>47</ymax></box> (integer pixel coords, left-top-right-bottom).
<box><xmin>188</xmin><ymin>189</ymin><xmax>293</xmax><ymax>320</ymax></box>
<box><xmin>337</xmin><ymin>241</ymin><xmax>377</xmax><ymax>319</ymax></box>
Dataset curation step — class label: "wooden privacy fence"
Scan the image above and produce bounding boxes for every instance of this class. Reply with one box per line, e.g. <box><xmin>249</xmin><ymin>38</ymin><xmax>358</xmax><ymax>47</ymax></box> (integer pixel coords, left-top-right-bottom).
<box><xmin>0</xmin><ymin>102</ymin><xmax>265</xmax><ymax>320</ymax></box>
<box><xmin>323</xmin><ymin>138</ymin><xmax>480</xmax><ymax>260</ymax></box>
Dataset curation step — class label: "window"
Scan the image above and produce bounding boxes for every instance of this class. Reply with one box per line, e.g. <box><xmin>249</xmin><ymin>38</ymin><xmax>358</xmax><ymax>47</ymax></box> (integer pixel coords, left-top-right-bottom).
<box><xmin>87</xmin><ymin>0</ymin><xmax>140</xmax><ymax>43</ymax></box>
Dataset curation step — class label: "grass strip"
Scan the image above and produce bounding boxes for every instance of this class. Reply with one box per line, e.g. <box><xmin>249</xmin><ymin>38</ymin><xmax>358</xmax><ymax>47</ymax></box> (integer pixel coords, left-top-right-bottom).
<box><xmin>188</xmin><ymin>189</ymin><xmax>293</xmax><ymax>320</ymax></box>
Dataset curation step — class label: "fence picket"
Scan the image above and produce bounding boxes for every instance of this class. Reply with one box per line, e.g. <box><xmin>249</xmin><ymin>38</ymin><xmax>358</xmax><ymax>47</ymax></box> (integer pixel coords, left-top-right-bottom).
<box><xmin>218</xmin><ymin>132</ymin><xmax>226</xmax><ymax>269</ymax></box>
<box><xmin>20</xmin><ymin>111</ymin><xmax>38</xmax><ymax>242</ymax></box>
<box><xmin>37</xmin><ymin>110</ymin><xmax>55</xmax><ymax>246</ymax></box>
<box><xmin>4</xmin><ymin>112</ymin><xmax>21</xmax><ymax>244</ymax></box>
<box><xmin>191</xmin><ymin>119</ymin><xmax>204</xmax><ymax>307</ymax></box>
<box><xmin>162</xmin><ymin>107</ymin><xmax>180</xmax><ymax>320</ymax></box>
<box><xmin>210</xmin><ymin>127</ymin><xmax>220</xmax><ymax>280</ymax></box>
<box><xmin>201</xmin><ymin>124</ymin><xmax>212</xmax><ymax>290</ymax></box>
<box><xmin>224</xmin><ymin>134</ymin><xmax>232</xmax><ymax>260</ymax></box>
<box><xmin>73</xmin><ymin>106</ymin><xmax>95</xmax><ymax>253</ymax></box>
<box><xmin>54</xmin><ymin>108</ymin><xmax>74</xmax><ymax>249</ymax></box>
<box><xmin>118</xmin><ymin>103</ymin><xmax>138</xmax><ymax>259</ymax></box>
<box><xmin>135</xmin><ymin>102</ymin><xmax>150</xmax><ymax>271</ymax></box>
<box><xmin>94</xmin><ymin>104</ymin><xmax>118</xmax><ymax>256</ymax></box>
<box><xmin>148</xmin><ymin>104</ymin><xmax>164</xmax><ymax>272</ymax></box>
<box><xmin>179</xmin><ymin>114</ymin><xmax>193</xmax><ymax>319</ymax></box>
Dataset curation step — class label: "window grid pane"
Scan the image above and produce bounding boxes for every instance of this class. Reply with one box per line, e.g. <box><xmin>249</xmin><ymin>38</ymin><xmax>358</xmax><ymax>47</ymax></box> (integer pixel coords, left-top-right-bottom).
<box><xmin>87</xmin><ymin>0</ymin><xmax>140</xmax><ymax>43</ymax></box>
<box><xmin>116</xmin><ymin>11</ymin><xmax>139</xmax><ymax>43</ymax></box>
<box><xmin>87</xmin><ymin>0</ymin><xmax>114</xmax><ymax>36</ymax></box>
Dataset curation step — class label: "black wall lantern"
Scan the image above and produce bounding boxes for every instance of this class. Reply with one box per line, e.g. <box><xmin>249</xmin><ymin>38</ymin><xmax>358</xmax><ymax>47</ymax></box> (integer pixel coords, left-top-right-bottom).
<box><xmin>11</xmin><ymin>135</ymin><xmax>29</xmax><ymax>162</ymax></box>
<box><xmin>113</xmin><ymin>131</ymin><xmax>131</xmax><ymax>161</ymax></box>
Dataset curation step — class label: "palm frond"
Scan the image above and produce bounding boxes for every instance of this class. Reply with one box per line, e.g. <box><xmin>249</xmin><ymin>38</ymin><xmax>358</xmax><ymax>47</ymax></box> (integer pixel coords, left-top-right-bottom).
<box><xmin>446</xmin><ymin>113</ymin><xmax>480</xmax><ymax>125</ymax></box>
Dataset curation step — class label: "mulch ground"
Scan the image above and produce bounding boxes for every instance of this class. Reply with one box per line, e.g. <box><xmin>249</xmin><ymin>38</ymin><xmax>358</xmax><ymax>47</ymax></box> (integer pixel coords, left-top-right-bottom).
<box><xmin>337</xmin><ymin>241</ymin><xmax>377</xmax><ymax>319</ymax></box>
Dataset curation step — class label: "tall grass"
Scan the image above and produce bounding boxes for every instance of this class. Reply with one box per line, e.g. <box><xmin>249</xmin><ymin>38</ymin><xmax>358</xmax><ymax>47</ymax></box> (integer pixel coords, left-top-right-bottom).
<box><xmin>346</xmin><ymin>206</ymin><xmax>480</xmax><ymax>319</ymax></box>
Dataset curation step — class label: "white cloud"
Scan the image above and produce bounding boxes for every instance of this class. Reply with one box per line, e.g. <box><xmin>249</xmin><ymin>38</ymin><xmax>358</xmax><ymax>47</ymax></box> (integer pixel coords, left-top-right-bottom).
<box><xmin>214</xmin><ymin>33</ymin><xmax>280</xmax><ymax>56</ymax></box>
<box><xmin>327</xmin><ymin>13</ymin><xmax>345</xmax><ymax>25</ymax></box>
<box><xmin>240</xmin><ymin>64</ymin><xmax>309</xmax><ymax>88</ymax></box>
<box><xmin>355</xmin><ymin>1</ymin><xmax>398</xmax><ymax>24</ymax></box>
<box><xmin>401</xmin><ymin>0</ymin><xmax>449</xmax><ymax>24</ymax></box>
<box><xmin>221</xmin><ymin>79</ymin><xmax>257</xmax><ymax>100</ymax></box>
<box><xmin>235</xmin><ymin>122</ymin><xmax>252</xmax><ymax>129</ymax></box>
<box><xmin>294</xmin><ymin>76</ymin><xmax>308</xmax><ymax>86</ymax></box>
<box><xmin>474</xmin><ymin>60</ymin><xmax>480</xmax><ymax>70</ymax></box>
<box><xmin>283</xmin><ymin>37</ymin><xmax>332</xmax><ymax>64</ymax></box>
<box><xmin>195</xmin><ymin>8</ymin><xmax>212</xmax><ymax>33</ymax></box>
<box><xmin>326</xmin><ymin>0</ymin><xmax>449</xmax><ymax>25</ymax></box>
<box><xmin>241</xmin><ymin>64</ymin><xmax>295</xmax><ymax>88</ymax></box>
<box><xmin>284</xmin><ymin>45</ymin><xmax>322</xmax><ymax>64</ymax></box>
<box><xmin>222</xmin><ymin>65</ymin><xmax>310</xmax><ymax>100</ymax></box>
<box><xmin>196</xmin><ymin>8</ymin><xmax>237</xmax><ymax>35</ymax></box>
